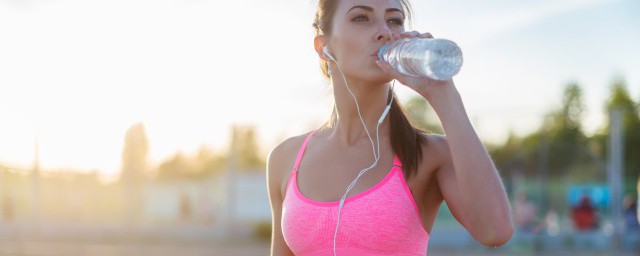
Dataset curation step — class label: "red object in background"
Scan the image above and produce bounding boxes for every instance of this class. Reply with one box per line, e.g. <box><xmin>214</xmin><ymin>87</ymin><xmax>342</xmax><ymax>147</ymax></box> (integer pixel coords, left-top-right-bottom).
<box><xmin>572</xmin><ymin>196</ymin><xmax>597</xmax><ymax>231</ymax></box>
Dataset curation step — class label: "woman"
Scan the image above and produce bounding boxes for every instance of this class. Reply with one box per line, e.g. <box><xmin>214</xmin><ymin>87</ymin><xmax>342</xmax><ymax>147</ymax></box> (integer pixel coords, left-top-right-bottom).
<box><xmin>267</xmin><ymin>0</ymin><xmax>513</xmax><ymax>255</ymax></box>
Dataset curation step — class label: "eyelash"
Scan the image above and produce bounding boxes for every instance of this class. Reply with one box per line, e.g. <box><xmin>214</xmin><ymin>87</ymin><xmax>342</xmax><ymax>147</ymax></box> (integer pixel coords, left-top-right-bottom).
<box><xmin>352</xmin><ymin>15</ymin><xmax>404</xmax><ymax>26</ymax></box>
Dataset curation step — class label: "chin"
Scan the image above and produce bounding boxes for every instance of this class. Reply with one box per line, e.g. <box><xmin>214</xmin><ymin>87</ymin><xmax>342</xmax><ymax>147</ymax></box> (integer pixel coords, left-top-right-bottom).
<box><xmin>368</xmin><ymin>70</ymin><xmax>394</xmax><ymax>84</ymax></box>
<box><xmin>347</xmin><ymin>65</ymin><xmax>393</xmax><ymax>84</ymax></box>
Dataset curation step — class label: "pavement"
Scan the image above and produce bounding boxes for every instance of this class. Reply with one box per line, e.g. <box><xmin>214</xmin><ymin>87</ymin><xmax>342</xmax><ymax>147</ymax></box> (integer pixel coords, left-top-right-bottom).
<box><xmin>0</xmin><ymin>239</ymin><xmax>638</xmax><ymax>256</ymax></box>
<box><xmin>0</xmin><ymin>223</ymin><xmax>638</xmax><ymax>256</ymax></box>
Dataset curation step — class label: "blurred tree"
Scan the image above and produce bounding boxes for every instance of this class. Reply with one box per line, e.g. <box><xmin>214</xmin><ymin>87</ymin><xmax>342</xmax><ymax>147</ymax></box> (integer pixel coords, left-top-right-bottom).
<box><xmin>489</xmin><ymin>83</ymin><xmax>592</xmax><ymax>179</ymax></box>
<box><xmin>490</xmin><ymin>130</ymin><xmax>531</xmax><ymax>178</ymax></box>
<box><xmin>154</xmin><ymin>146</ymin><xmax>227</xmax><ymax>181</ymax></box>
<box><xmin>592</xmin><ymin>78</ymin><xmax>640</xmax><ymax>194</ymax></box>
<box><xmin>119</xmin><ymin>122</ymin><xmax>149</xmax><ymax>223</ymax></box>
<box><xmin>486</xmin><ymin>78</ymin><xmax>639</xmax><ymax>214</ymax></box>
<box><xmin>539</xmin><ymin>82</ymin><xmax>590</xmax><ymax>178</ymax></box>
<box><xmin>194</xmin><ymin>145</ymin><xmax>226</xmax><ymax>177</ymax></box>
<box><xmin>153</xmin><ymin>125</ymin><xmax>266</xmax><ymax>179</ymax></box>
<box><xmin>120</xmin><ymin>123</ymin><xmax>149</xmax><ymax>183</ymax></box>
<box><xmin>229</xmin><ymin>125</ymin><xmax>266</xmax><ymax>172</ymax></box>
<box><xmin>156</xmin><ymin>152</ymin><xmax>191</xmax><ymax>180</ymax></box>
<box><xmin>403</xmin><ymin>95</ymin><xmax>443</xmax><ymax>134</ymax></box>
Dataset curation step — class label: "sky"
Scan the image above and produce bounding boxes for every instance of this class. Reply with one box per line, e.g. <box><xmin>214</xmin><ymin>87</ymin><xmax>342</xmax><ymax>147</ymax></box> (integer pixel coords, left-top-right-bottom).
<box><xmin>0</xmin><ymin>0</ymin><xmax>638</xmax><ymax>180</ymax></box>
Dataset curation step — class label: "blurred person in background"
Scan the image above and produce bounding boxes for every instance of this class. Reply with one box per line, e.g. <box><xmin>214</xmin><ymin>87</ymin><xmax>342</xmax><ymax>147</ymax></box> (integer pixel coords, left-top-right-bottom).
<box><xmin>623</xmin><ymin>194</ymin><xmax>639</xmax><ymax>232</ymax></box>
<box><xmin>179</xmin><ymin>191</ymin><xmax>192</xmax><ymax>223</ymax></box>
<box><xmin>530</xmin><ymin>201</ymin><xmax>560</xmax><ymax>236</ymax></box>
<box><xmin>571</xmin><ymin>195</ymin><xmax>598</xmax><ymax>231</ymax></box>
<box><xmin>2</xmin><ymin>195</ymin><xmax>13</xmax><ymax>222</ymax></box>
<box><xmin>513</xmin><ymin>191</ymin><xmax>537</xmax><ymax>233</ymax></box>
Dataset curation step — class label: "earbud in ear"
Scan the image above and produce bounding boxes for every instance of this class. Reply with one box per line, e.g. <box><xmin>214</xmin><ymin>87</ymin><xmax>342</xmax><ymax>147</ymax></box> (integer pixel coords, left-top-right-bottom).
<box><xmin>323</xmin><ymin>45</ymin><xmax>337</xmax><ymax>62</ymax></box>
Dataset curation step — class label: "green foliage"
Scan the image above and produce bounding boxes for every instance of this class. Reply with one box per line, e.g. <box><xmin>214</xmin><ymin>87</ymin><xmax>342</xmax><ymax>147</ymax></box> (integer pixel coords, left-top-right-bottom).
<box><xmin>540</xmin><ymin>83</ymin><xmax>590</xmax><ymax>176</ymax></box>
<box><xmin>491</xmin><ymin>131</ymin><xmax>532</xmax><ymax>176</ymax></box>
<box><xmin>602</xmin><ymin>79</ymin><xmax>640</xmax><ymax>182</ymax></box>
<box><xmin>489</xmin><ymin>78</ymin><xmax>640</xmax><ymax>188</ymax></box>
<box><xmin>490</xmin><ymin>83</ymin><xmax>593</xmax><ymax>179</ymax></box>
<box><xmin>253</xmin><ymin>221</ymin><xmax>272</xmax><ymax>241</ymax></box>
<box><xmin>403</xmin><ymin>95</ymin><xmax>443</xmax><ymax>134</ymax></box>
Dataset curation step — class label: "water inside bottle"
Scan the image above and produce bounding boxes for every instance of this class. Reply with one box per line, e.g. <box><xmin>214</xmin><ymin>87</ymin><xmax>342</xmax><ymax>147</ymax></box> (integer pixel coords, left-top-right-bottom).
<box><xmin>380</xmin><ymin>38</ymin><xmax>462</xmax><ymax>80</ymax></box>
<box><xmin>428</xmin><ymin>40</ymin><xmax>463</xmax><ymax>80</ymax></box>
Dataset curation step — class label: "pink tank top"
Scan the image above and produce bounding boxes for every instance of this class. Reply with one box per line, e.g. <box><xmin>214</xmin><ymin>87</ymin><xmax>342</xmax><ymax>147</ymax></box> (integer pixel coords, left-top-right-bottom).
<box><xmin>282</xmin><ymin>130</ymin><xmax>430</xmax><ymax>256</ymax></box>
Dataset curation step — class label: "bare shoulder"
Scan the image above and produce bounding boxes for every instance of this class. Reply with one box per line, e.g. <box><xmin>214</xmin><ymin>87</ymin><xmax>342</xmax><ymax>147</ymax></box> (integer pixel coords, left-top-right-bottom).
<box><xmin>267</xmin><ymin>131</ymin><xmax>313</xmax><ymax>198</ymax></box>
<box><xmin>421</xmin><ymin>133</ymin><xmax>457</xmax><ymax>193</ymax></box>
<box><xmin>405</xmin><ymin>132</ymin><xmax>450</xmax><ymax>186</ymax></box>
<box><xmin>267</xmin><ymin>132</ymin><xmax>310</xmax><ymax>169</ymax></box>
<box><xmin>420</xmin><ymin>133</ymin><xmax>451</xmax><ymax>167</ymax></box>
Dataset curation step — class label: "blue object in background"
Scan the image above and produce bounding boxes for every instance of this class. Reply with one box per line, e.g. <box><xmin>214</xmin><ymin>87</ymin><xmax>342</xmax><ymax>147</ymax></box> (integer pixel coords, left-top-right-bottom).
<box><xmin>568</xmin><ymin>184</ymin><xmax>609</xmax><ymax>208</ymax></box>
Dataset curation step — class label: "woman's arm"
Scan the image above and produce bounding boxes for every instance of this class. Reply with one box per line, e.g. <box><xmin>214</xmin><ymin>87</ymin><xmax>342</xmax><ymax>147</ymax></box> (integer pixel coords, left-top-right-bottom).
<box><xmin>267</xmin><ymin>141</ymin><xmax>296</xmax><ymax>256</ymax></box>
<box><xmin>427</xmin><ymin>85</ymin><xmax>513</xmax><ymax>246</ymax></box>
<box><xmin>375</xmin><ymin>30</ymin><xmax>513</xmax><ymax>247</ymax></box>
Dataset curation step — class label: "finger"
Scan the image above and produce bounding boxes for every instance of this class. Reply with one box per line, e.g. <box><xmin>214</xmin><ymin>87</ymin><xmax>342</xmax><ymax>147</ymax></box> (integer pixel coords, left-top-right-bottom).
<box><xmin>397</xmin><ymin>31</ymin><xmax>419</xmax><ymax>40</ymax></box>
<box><xmin>418</xmin><ymin>32</ymin><xmax>433</xmax><ymax>38</ymax></box>
<box><xmin>389</xmin><ymin>31</ymin><xmax>416</xmax><ymax>44</ymax></box>
<box><xmin>403</xmin><ymin>31</ymin><xmax>420</xmax><ymax>37</ymax></box>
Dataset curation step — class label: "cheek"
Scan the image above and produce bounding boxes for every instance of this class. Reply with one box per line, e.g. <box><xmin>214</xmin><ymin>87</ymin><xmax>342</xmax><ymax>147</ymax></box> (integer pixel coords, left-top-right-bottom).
<box><xmin>333</xmin><ymin>31</ymin><xmax>365</xmax><ymax>56</ymax></box>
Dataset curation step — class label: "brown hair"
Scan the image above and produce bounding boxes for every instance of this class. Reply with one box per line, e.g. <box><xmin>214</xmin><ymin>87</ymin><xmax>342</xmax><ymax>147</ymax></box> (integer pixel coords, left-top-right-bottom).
<box><xmin>312</xmin><ymin>0</ymin><xmax>429</xmax><ymax>180</ymax></box>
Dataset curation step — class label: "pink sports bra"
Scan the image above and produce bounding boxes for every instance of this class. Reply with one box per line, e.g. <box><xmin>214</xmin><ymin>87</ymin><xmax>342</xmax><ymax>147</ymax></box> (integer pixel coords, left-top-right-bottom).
<box><xmin>281</xmin><ymin>130</ymin><xmax>430</xmax><ymax>255</ymax></box>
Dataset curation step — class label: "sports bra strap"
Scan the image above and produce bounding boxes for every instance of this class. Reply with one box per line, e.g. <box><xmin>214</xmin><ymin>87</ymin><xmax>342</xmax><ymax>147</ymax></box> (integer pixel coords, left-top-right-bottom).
<box><xmin>292</xmin><ymin>129</ymin><xmax>318</xmax><ymax>172</ymax></box>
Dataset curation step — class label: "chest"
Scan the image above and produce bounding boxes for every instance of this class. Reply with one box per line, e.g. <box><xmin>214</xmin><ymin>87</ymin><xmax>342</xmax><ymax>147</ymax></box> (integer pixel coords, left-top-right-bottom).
<box><xmin>291</xmin><ymin>149</ymin><xmax>399</xmax><ymax>203</ymax></box>
<box><xmin>280</xmin><ymin>136</ymin><xmax>444</xmax><ymax>233</ymax></box>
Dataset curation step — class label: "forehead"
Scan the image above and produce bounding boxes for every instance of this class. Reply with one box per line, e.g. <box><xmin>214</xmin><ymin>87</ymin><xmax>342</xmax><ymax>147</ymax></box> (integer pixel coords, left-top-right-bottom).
<box><xmin>335</xmin><ymin>0</ymin><xmax>403</xmax><ymax>15</ymax></box>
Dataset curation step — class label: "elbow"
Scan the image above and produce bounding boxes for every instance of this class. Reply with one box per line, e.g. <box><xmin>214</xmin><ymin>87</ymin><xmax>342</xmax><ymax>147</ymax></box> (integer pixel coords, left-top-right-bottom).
<box><xmin>469</xmin><ymin>214</ymin><xmax>514</xmax><ymax>247</ymax></box>
<box><xmin>476</xmin><ymin>202</ymin><xmax>515</xmax><ymax>247</ymax></box>
<box><xmin>478</xmin><ymin>222</ymin><xmax>514</xmax><ymax>247</ymax></box>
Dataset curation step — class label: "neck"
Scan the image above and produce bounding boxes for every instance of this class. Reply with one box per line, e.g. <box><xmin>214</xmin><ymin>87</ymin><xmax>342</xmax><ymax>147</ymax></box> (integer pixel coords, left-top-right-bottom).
<box><xmin>328</xmin><ymin>72</ymin><xmax>393</xmax><ymax>148</ymax></box>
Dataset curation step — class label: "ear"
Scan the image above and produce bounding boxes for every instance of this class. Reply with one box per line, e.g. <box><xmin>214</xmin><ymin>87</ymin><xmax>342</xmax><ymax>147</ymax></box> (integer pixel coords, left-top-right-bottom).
<box><xmin>314</xmin><ymin>35</ymin><xmax>331</xmax><ymax>62</ymax></box>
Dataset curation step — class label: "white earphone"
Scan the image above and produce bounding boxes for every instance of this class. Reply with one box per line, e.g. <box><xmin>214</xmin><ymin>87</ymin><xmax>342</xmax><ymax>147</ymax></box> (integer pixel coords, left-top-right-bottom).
<box><xmin>323</xmin><ymin>45</ymin><xmax>337</xmax><ymax>62</ymax></box>
<box><xmin>324</xmin><ymin>43</ymin><xmax>394</xmax><ymax>256</ymax></box>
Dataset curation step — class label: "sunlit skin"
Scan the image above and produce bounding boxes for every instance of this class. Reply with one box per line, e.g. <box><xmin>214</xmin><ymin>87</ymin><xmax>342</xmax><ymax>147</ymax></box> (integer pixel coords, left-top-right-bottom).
<box><xmin>269</xmin><ymin>0</ymin><xmax>513</xmax><ymax>254</ymax></box>
<box><xmin>316</xmin><ymin>0</ymin><xmax>513</xmax><ymax>245</ymax></box>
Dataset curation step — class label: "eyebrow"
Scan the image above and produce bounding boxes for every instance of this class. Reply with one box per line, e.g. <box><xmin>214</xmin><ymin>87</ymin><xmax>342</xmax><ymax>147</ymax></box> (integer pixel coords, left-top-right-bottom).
<box><xmin>347</xmin><ymin>5</ymin><xmax>405</xmax><ymax>17</ymax></box>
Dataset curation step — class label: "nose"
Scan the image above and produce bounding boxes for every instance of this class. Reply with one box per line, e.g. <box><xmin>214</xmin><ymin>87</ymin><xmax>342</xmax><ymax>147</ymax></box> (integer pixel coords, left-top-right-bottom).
<box><xmin>375</xmin><ymin>23</ymin><xmax>392</xmax><ymax>43</ymax></box>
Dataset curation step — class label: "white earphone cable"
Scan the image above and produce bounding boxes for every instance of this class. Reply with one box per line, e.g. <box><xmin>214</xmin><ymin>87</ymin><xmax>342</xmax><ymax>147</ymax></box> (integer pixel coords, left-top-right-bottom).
<box><xmin>329</xmin><ymin>55</ymin><xmax>395</xmax><ymax>256</ymax></box>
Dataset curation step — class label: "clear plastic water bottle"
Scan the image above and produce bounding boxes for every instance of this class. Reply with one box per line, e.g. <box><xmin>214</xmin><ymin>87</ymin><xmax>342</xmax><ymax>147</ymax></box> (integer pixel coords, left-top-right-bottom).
<box><xmin>377</xmin><ymin>37</ymin><xmax>463</xmax><ymax>80</ymax></box>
